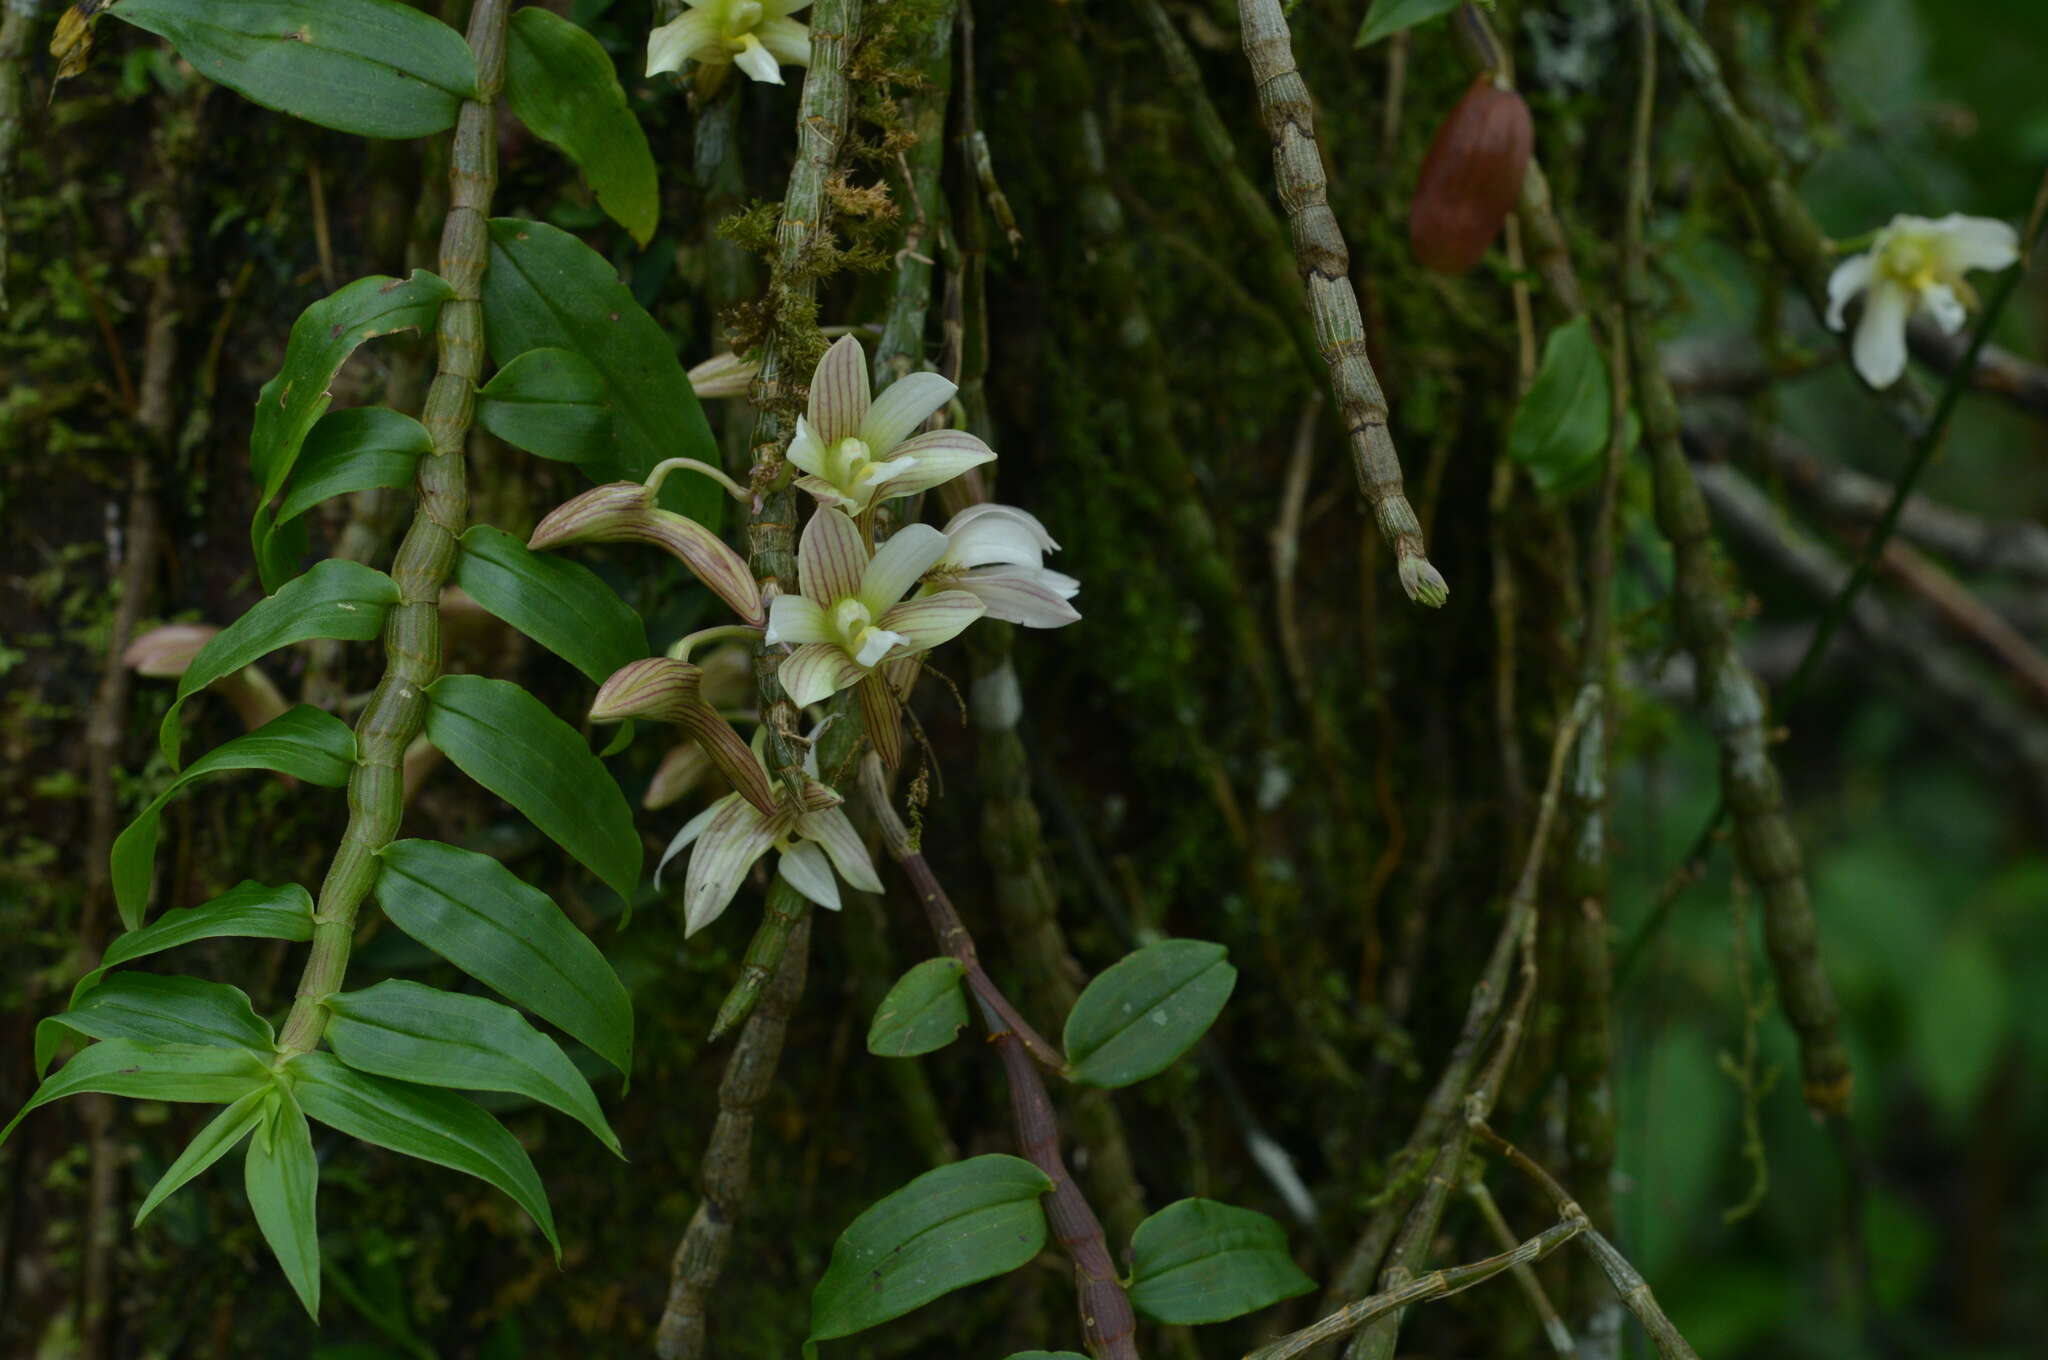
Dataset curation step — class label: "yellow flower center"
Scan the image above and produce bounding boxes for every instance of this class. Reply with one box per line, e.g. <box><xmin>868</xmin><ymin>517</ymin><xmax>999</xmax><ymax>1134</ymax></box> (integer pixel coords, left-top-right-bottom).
<box><xmin>827</xmin><ymin>436</ymin><xmax>877</xmax><ymax>489</ymax></box>
<box><xmin>1877</xmin><ymin>233</ymin><xmax>1942</xmax><ymax>292</ymax></box>
<box><xmin>721</xmin><ymin>0</ymin><xmax>764</xmax><ymax>41</ymax></box>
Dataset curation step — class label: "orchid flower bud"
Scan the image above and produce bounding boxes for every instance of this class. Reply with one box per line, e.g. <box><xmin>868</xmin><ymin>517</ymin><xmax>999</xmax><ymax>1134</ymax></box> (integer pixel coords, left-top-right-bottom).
<box><xmin>1410</xmin><ymin>76</ymin><xmax>1534</xmax><ymax>276</ymax></box>
<box><xmin>592</xmin><ymin>658</ymin><xmax>778</xmax><ymax>816</ymax></box>
<box><xmin>530</xmin><ymin>482</ymin><xmax>764</xmax><ymax>625</ymax></box>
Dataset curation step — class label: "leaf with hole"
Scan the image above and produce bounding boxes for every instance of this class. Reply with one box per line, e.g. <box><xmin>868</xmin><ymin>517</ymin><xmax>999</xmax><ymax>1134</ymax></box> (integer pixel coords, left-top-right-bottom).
<box><xmin>1126</xmin><ymin>1198</ymin><xmax>1316</xmax><ymax>1324</ymax></box>
<box><xmin>423</xmin><ymin>674</ymin><xmax>641</xmax><ymax>902</ymax></box>
<box><xmin>454</xmin><ymin>525</ymin><xmax>645</xmax><ymax>684</ymax></box>
<box><xmin>288</xmin><ymin>1051</ymin><xmax>558</xmax><ymax>1255</ymax></box>
<box><xmin>161</xmin><ymin>558</ymin><xmax>399</xmax><ymax>766</ymax></box>
<box><xmin>482</xmin><ymin>219</ymin><xmax>720</xmax><ymax>524</ymax></box>
<box><xmin>1507</xmin><ymin>316</ymin><xmax>1613</xmax><ymax>497</ymax></box>
<box><xmin>39</xmin><ymin>974</ymin><xmax>273</xmax><ymax>1077</ymax></box>
<box><xmin>374</xmin><ymin>838</ymin><xmax>633</xmax><ymax>1077</ymax></box>
<box><xmin>866</xmin><ymin>958</ymin><xmax>970</xmax><ymax>1058</ymax></box>
<box><xmin>248</xmin><ymin>270</ymin><xmax>453</xmax><ymax>589</ymax></box>
<box><xmin>325</xmin><ymin>979</ymin><xmax>621</xmax><ymax>1155</ymax></box>
<box><xmin>475</xmin><ymin>347</ymin><xmax>613</xmax><ymax>466</ymax></box>
<box><xmin>1063</xmin><ymin>939</ymin><xmax>1236</xmax><ymax>1088</ymax></box>
<box><xmin>112</xmin><ymin>706</ymin><xmax>356</xmax><ymax>931</ymax></box>
<box><xmin>74</xmin><ymin>880</ymin><xmax>314</xmax><ymax>1006</ymax></box>
<box><xmin>112</xmin><ymin>0</ymin><xmax>478</xmax><ymax>138</ymax></box>
<box><xmin>247</xmin><ymin>1091</ymin><xmax>322</xmax><ymax>1318</ymax></box>
<box><xmin>1</xmin><ymin>1041</ymin><xmax>272</xmax><ymax>1147</ymax></box>
<box><xmin>807</xmin><ymin>1155</ymin><xmax>1054</xmax><ymax>1353</ymax></box>
<box><xmin>505</xmin><ymin>8</ymin><xmax>658</xmax><ymax>245</ymax></box>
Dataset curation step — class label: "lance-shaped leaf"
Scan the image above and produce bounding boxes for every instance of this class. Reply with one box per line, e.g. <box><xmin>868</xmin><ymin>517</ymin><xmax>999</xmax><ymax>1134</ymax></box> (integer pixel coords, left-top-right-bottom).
<box><xmin>1</xmin><ymin>1041</ymin><xmax>272</xmax><ymax>1147</ymax></box>
<box><xmin>375</xmin><ymin>839</ymin><xmax>633</xmax><ymax>1077</ymax></box>
<box><xmin>161</xmin><ymin>559</ymin><xmax>400</xmax><ymax>766</ymax></box>
<box><xmin>135</xmin><ymin>1087</ymin><xmax>272</xmax><ymax>1227</ymax></box>
<box><xmin>1507</xmin><ymin>316</ymin><xmax>1613</xmax><ymax>497</ymax></box>
<box><xmin>325</xmin><ymin>980</ymin><xmax>621</xmax><ymax>1156</ymax></box>
<box><xmin>475</xmin><ymin>347</ymin><xmax>612</xmax><ymax>466</ymax></box>
<box><xmin>1063</xmin><ymin>939</ymin><xmax>1237</xmax><ymax>1089</ymax></box>
<box><xmin>287</xmin><ymin>1051</ymin><xmax>559</xmax><ymax>1256</ymax></box>
<box><xmin>807</xmin><ymin>1155</ymin><xmax>1054</xmax><ymax>1353</ymax></box>
<box><xmin>1126</xmin><ymin>1198</ymin><xmax>1316</xmax><ymax>1324</ymax></box>
<box><xmin>481</xmin><ymin>219</ymin><xmax>721</xmax><ymax>523</ymax></box>
<box><xmin>112</xmin><ymin>0</ymin><xmax>478</xmax><ymax>139</ymax></box>
<box><xmin>504</xmin><ymin>9</ymin><xmax>658</xmax><ymax>246</ymax></box>
<box><xmin>247</xmin><ymin>1092</ymin><xmax>322</xmax><ymax>1319</ymax></box>
<box><xmin>422</xmin><ymin>674</ymin><xmax>641</xmax><ymax>902</ymax></box>
<box><xmin>74</xmin><ymin>880</ymin><xmax>314</xmax><ymax>1005</ymax></box>
<box><xmin>270</xmin><ymin>407</ymin><xmax>432</xmax><ymax>534</ymax></box>
<box><xmin>1355</xmin><ymin>0</ymin><xmax>1462</xmax><ymax>48</ymax></box>
<box><xmin>39</xmin><ymin>973</ymin><xmax>274</xmax><ymax>1077</ymax></box>
<box><xmin>249</xmin><ymin>271</ymin><xmax>453</xmax><ymax>590</ymax></box>
<box><xmin>866</xmin><ymin>958</ymin><xmax>970</xmax><ymax>1058</ymax></box>
<box><xmin>530</xmin><ymin>483</ymin><xmax>761</xmax><ymax>624</ymax></box>
<box><xmin>589</xmin><ymin>658</ymin><xmax>775</xmax><ymax>815</ymax></box>
<box><xmin>112</xmin><ymin>706</ymin><xmax>356</xmax><ymax>931</ymax></box>
<box><xmin>453</xmin><ymin>525</ymin><xmax>645</xmax><ymax>685</ymax></box>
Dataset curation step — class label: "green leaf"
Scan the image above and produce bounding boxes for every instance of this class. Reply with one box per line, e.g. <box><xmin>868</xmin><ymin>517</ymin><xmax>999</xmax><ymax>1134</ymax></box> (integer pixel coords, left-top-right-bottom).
<box><xmin>1506</xmin><ymin>316</ymin><xmax>1612</xmax><ymax>498</ymax></box>
<box><xmin>374</xmin><ymin>839</ymin><xmax>633</xmax><ymax>1077</ymax></box>
<box><xmin>1003</xmin><ymin>1354</ymin><xmax>1092</xmax><ymax>1359</ymax></box>
<box><xmin>113</xmin><ymin>0</ymin><xmax>478</xmax><ymax>138</ymax></box>
<box><xmin>112</xmin><ymin>706</ymin><xmax>356</xmax><ymax>931</ymax></box>
<box><xmin>288</xmin><ymin>1051</ymin><xmax>559</xmax><ymax>1256</ymax></box>
<box><xmin>249</xmin><ymin>271</ymin><xmax>453</xmax><ymax>590</ymax></box>
<box><xmin>161</xmin><ymin>559</ymin><xmax>400</xmax><ymax>766</ymax></box>
<box><xmin>326</xmin><ymin>980</ymin><xmax>621</xmax><ymax>1156</ymax></box>
<box><xmin>1355</xmin><ymin>0</ymin><xmax>1465</xmax><ymax>48</ymax></box>
<box><xmin>135</xmin><ymin>1087</ymin><xmax>271</xmax><ymax>1226</ymax></box>
<box><xmin>504</xmin><ymin>9</ymin><xmax>658</xmax><ymax>245</ymax></box>
<box><xmin>75</xmin><ymin>880</ymin><xmax>315</xmax><ymax>1006</ymax></box>
<box><xmin>1126</xmin><ymin>1198</ymin><xmax>1316</xmax><ymax>1324</ymax></box>
<box><xmin>422</xmin><ymin>674</ymin><xmax>641</xmax><ymax>902</ymax></box>
<box><xmin>2</xmin><ymin>1040</ymin><xmax>271</xmax><ymax>1147</ymax></box>
<box><xmin>866</xmin><ymin>958</ymin><xmax>970</xmax><ymax>1058</ymax></box>
<box><xmin>1910</xmin><ymin>930</ymin><xmax>2011</xmax><ymax>1125</ymax></box>
<box><xmin>807</xmin><ymin>1155</ymin><xmax>1054</xmax><ymax>1352</ymax></box>
<box><xmin>454</xmin><ymin>524</ymin><xmax>645</xmax><ymax>684</ymax></box>
<box><xmin>271</xmin><ymin>407</ymin><xmax>431</xmax><ymax>531</ymax></box>
<box><xmin>40</xmin><ymin>974</ymin><xmax>273</xmax><ymax>1077</ymax></box>
<box><xmin>247</xmin><ymin>1092</ymin><xmax>322</xmax><ymax>1318</ymax></box>
<box><xmin>481</xmin><ymin>219</ymin><xmax>720</xmax><ymax>525</ymax></box>
<box><xmin>475</xmin><ymin>347</ymin><xmax>613</xmax><ymax>465</ymax></box>
<box><xmin>1063</xmin><ymin>940</ymin><xmax>1237</xmax><ymax>1089</ymax></box>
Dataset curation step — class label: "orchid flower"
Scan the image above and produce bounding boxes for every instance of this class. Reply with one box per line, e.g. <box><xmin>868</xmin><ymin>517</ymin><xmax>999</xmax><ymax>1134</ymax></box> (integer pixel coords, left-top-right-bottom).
<box><xmin>1826</xmin><ymin>213</ymin><xmax>2019</xmax><ymax>389</ymax></box>
<box><xmin>922</xmin><ymin>504</ymin><xmax>1080</xmax><ymax>628</ymax></box>
<box><xmin>763</xmin><ymin>507</ymin><xmax>984</xmax><ymax>708</ymax></box>
<box><xmin>786</xmin><ymin>336</ymin><xmax>995</xmax><ymax>513</ymax></box>
<box><xmin>647</xmin><ymin>0</ymin><xmax>810</xmax><ymax>87</ymax></box>
<box><xmin>656</xmin><ymin>731</ymin><xmax>881</xmax><ymax>934</ymax></box>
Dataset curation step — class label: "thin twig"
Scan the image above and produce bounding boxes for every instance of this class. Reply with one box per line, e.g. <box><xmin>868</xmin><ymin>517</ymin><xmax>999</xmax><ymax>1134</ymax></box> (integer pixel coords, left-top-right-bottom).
<box><xmin>1465</xmin><ymin>1175</ymin><xmax>1575</xmax><ymax>1356</ymax></box>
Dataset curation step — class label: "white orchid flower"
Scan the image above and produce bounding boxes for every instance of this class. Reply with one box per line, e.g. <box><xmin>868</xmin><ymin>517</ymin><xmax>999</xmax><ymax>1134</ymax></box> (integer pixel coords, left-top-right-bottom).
<box><xmin>647</xmin><ymin>0</ymin><xmax>811</xmax><ymax>87</ymax></box>
<box><xmin>786</xmin><ymin>336</ymin><xmax>996</xmax><ymax>513</ymax></box>
<box><xmin>764</xmin><ymin>507</ymin><xmax>985</xmax><ymax>708</ymax></box>
<box><xmin>922</xmin><ymin>504</ymin><xmax>1081</xmax><ymax>629</ymax></box>
<box><xmin>657</xmin><ymin>730</ymin><xmax>881</xmax><ymax>934</ymax></box>
<box><xmin>1826</xmin><ymin>213</ymin><xmax>2019</xmax><ymax>389</ymax></box>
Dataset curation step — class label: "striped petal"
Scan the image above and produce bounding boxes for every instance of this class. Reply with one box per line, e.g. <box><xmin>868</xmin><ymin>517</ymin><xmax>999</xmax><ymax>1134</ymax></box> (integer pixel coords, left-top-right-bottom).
<box><xmin>877</xmin><ymin>590</ymin><xmax>984</xmax><ymax>653</ymax></box>
<box><xmin>807</xmin><ymin>335</ymin><xmax>870</xmax><ymax>446</ymax></box>
<box><xmin>861</xmin><ymin>372</ymin><xmax>956</xmax><ymax>453</ymax></box>
<box><xmin>777</xmin><ymin>641</ymin><xmax>866</xmax><ymax>708</ymax></box>
<box><xmin>958</xmin><ymin>570</ymin><xmax>1082</xmax><ymax>628</ymax></box>
<box><xmin>682</xmin><ymin>796</ymin><xmax>777</xmax><ymax>935</ymax></box>
<box><xmin>876</xmin><ymin>429</ymin><xmax>996</xmax><ymax>500</ymax></box>
<box><xmin>677</xmin><ymin>704</ymin><xmax>779</xmax><ymax>817</ymax></box>
<box><xmin>797</xmin><ymin>507</ymin><xmax>867</xmax><ymax>605</ymax></box>
<box><xmin>859</xmin><ymin>523</ymin><xmax>950</xmax><ymax>614</ymax></box>
<box><xmin>776</xmin><ymin>841</ymin><xmax>842</xmax><ymax>911</ymax></box>
<box><xmin>656</xmin><ymin>794</ymin><xmax>732</xmax><ymax>889</ymax></box>
<box><xmin>765</xmin><ymin>594</ymin><xmax>831</xmax><ymax>646</ymax></box>
<box><xmin>796</xmin><ymin>806</ymin><xmax>884</xmax><ymax>893</ymax></box>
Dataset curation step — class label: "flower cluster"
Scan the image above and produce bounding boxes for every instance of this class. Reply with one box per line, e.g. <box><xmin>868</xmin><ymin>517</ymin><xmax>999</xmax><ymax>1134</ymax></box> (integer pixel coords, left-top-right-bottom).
<box><xmin>531</xmin><ymin>330</ymin><xmax>1078</xmax><ymax>942</ymax></box>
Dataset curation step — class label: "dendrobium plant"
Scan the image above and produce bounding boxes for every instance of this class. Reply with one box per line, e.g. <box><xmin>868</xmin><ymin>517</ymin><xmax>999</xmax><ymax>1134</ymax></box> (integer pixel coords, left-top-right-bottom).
<box><xmin>657</xmin><ymin>730</ymin><xmax>882</xmax><ymax>934</ymax></box>
<box><xmin>786</xmin><ymin>335</ymin><xmax>995</xmax><ymax>513</ymax></box>
<box><xmin>647</xmin><ymin>0</ymin><xmax>811</xmax><ymax>87</ymax></box>
<box><xmin>764</xmin><ymin>507</ymin><xmax>985</xmax><ymax>708</ymax></box>
<box><xmin>922</xmin><ymin>503</ymin><xmax>1081</xmax><ymax>629</ymax></box>
<box><xmin>1827</xmin><ymin>212</ymin><xmax>2020</xmax><ymax>389</ymax></box>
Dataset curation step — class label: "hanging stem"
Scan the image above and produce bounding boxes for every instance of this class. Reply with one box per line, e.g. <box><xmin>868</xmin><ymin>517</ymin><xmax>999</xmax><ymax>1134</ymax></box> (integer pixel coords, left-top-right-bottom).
<box><xmin>275</xmin><ymin>0</ymin><xmax>509</xmax><ymax>1056</ymax></box>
